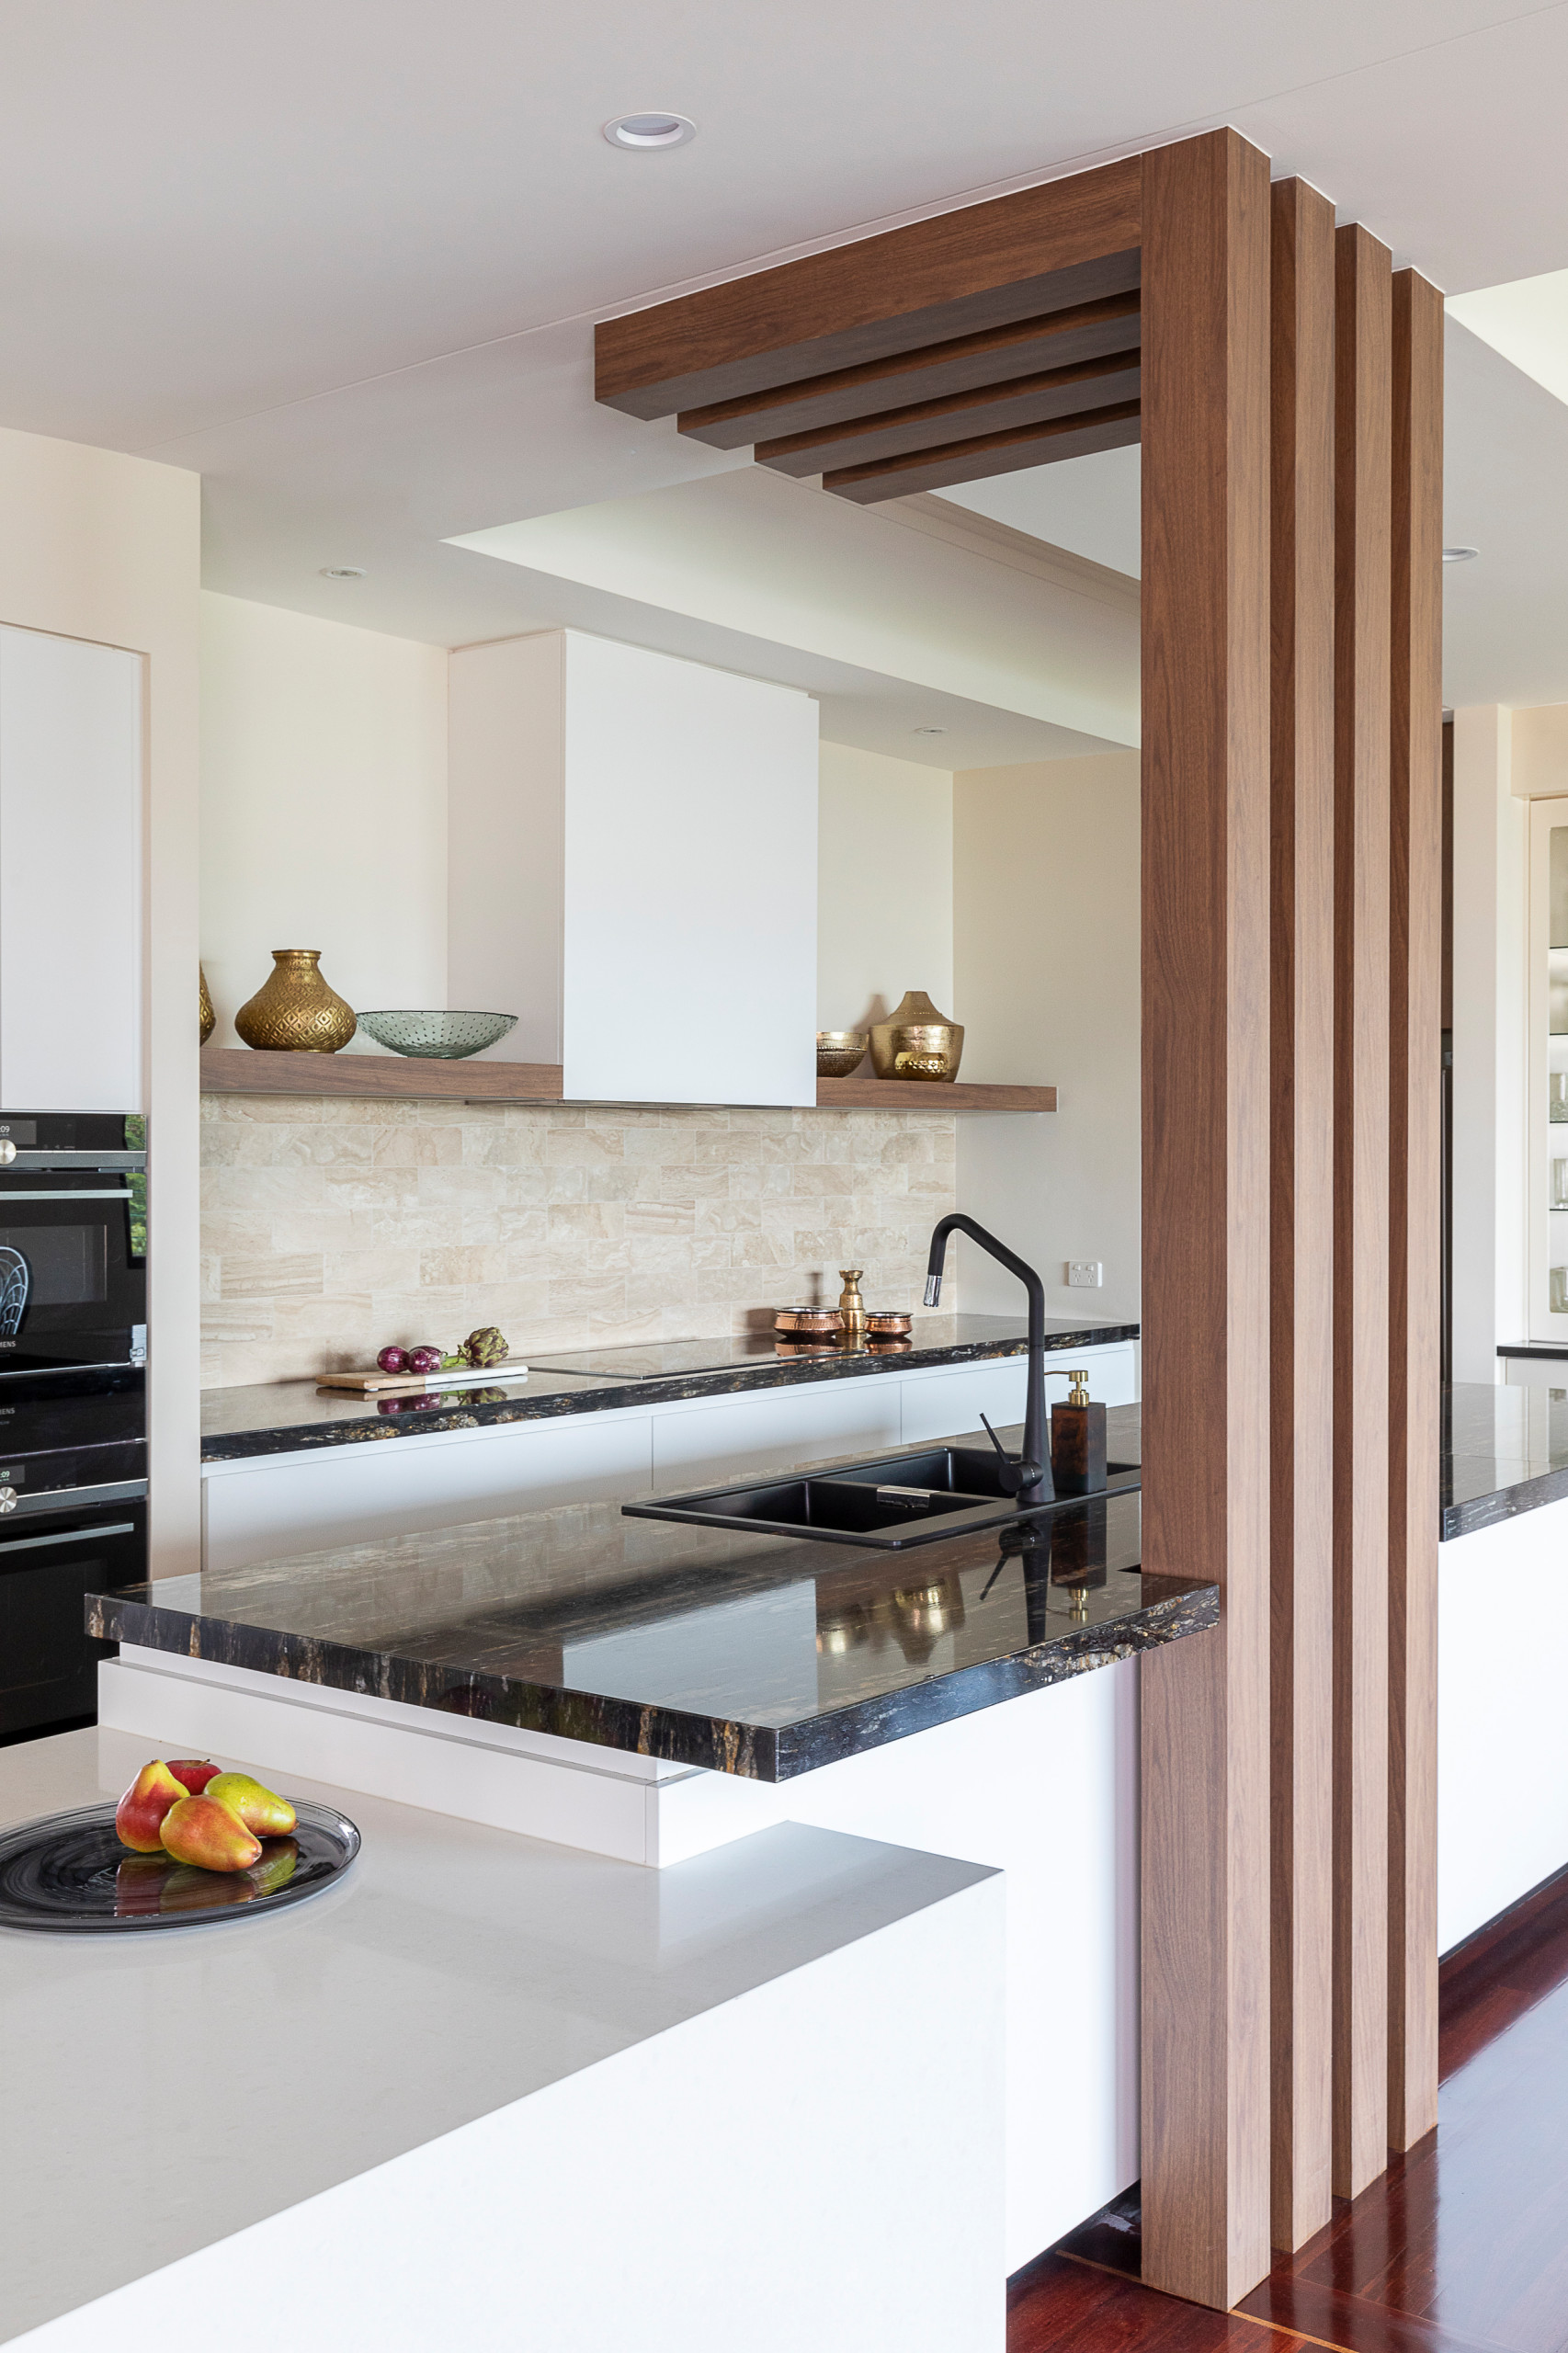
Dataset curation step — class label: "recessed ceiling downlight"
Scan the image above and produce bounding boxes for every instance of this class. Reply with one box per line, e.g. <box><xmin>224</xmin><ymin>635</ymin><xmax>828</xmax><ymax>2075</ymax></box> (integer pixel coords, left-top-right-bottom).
<box><xmin>1443</xmin><ymin>546</ymin><xmax>1480</xmax><ymax>563</ymax></box>
<box><xmin>603</xmin><ymin>112</ymin><xmax>696</xmax><ymax>149</ymax></box>
<box><xmin>319</xmin><ymin>565</ymin><xmax>366</xmax><ymax>579</ymax></box>
<box><xmin>913</xmin><ymin>725</ymin><xmax>947</xmax><ymax>736</ymax></box>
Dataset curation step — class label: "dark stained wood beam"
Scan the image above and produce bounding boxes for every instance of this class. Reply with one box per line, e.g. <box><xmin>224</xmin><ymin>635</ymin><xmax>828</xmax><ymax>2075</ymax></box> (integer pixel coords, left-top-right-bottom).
<box><xmin>596</xmin><ymin>156</ymin><xmax>1141</xmax><ymax>417</ymax></box>
<box><xmin>823</xmin><ymin>396</ymin><xmax>1140</xmax><ymax>503</ymax></box>
<box><xmin>1387</xmin><ymin>264</ymin><xmax>1444</xmax><ymax>2157</ymax></box>
<box><xmin>677</xmin><ymin>290</ymin><xmax>1142</xmax><ymax>449</ymax></box>
<box><xmin>1268</xmin><ymin>175</ymin><xmax>1336</xmax><ymax>2256</ymax></box>
<box><xmin>756</xmin><ymin>351</ymin><xmax>1141</xmax><ymax>477</ymax></box>
<box><xmin>1138</xmin><ymin>126</ymin><xmax>1273</xmax><ymax>2312</ymax></box>
<box><xmin>1332</xmin><ymin>219</ymin><xmax>1393</xmax><ymax>2204</ymax></box>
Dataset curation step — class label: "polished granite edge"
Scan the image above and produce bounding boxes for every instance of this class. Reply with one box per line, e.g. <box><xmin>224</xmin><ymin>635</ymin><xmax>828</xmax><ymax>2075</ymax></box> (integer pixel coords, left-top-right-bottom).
<box><xmin>86</xmin><ymin>1573</ymin><xmax>1213</xmax><ymax>1783</ymax></box>
<box><xmin>1442</xmin><ymin>1459</ymin><xmax>1568</xmax><ymax>1541</ymax></box>
<box><xmin>200</xmin><ymin>1322</ymin><xmax>1142</xmax><ymax>1463</ymax></box>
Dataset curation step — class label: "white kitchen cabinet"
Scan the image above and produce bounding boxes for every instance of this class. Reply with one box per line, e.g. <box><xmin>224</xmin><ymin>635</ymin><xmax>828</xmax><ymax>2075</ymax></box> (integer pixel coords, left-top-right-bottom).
<box><xmin>648</xmin><ymin>1378</ymin><xmax>903</xmax><ymax>1493</ymax></box>
<box><xmin>0</xmin><ymin>624</ymin><xmax>143</xmax><ymax>1111</ymax></box>
<box><xmin>202</xmin><ymin>1411</ymin><xmax>655</xmax><ymax>1575</ymax></box>
<box><xmin>448</xmin><ymin>629</ymin><xmax>819</xmax><ymax>1106</ymax></box>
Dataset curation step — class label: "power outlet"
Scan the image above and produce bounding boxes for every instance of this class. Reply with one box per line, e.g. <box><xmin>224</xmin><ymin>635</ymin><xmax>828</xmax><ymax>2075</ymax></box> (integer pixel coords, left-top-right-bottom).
<box><xmin>1066</xmin><ymin>1261</ymin><xmax>1103</xmax><ymax>1289</ymax></box>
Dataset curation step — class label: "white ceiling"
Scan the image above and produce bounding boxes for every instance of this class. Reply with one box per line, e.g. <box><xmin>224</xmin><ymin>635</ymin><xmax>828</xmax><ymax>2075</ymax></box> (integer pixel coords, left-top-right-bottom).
<box><xmin>4</xmin><ymin>0</ymin><xmax>1568</xmax><ymax>725</ymax></box>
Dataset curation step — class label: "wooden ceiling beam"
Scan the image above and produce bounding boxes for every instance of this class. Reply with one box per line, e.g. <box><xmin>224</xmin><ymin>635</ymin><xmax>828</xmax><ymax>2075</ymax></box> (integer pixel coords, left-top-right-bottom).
<box><xmin>821</xmin><ymin>395</ymin><xmax>1141</xmax><ymax>503</ymax></box>
<box><xmin>756</xmin><ymin>350</ymin><xmax>1142</xmax><ymax>477</ymax></box>
<box><xmin>676</xmin><ymin>289</ymin><xmax>1142</xmax><ymax>449</ymax></box>
<box><xmin>596</xmin><ymin>155</ymin><xmax>1141</xmax><ymax>419</ymax></box>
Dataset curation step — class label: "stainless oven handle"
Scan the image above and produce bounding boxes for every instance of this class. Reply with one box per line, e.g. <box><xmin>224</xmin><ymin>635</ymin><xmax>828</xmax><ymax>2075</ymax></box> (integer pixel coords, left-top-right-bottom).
<box><xmin>0</xmin><ymin>1189</ymin><xmax>133</xmax><ymax>1200</ymax></box>
<box><xmin>0</xmin><ymin>1521</ymin><xmax>135</xmax><ymax>1554</ymax></box>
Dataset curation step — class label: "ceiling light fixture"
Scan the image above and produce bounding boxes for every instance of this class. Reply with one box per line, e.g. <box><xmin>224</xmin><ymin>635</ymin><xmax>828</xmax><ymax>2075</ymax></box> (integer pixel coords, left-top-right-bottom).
<box><xmin>913</xmin><ymin>725</ymin><xmax>947</xmax><ymax>736</ymax></box>
<box><xmin>603</xmin><ymin>112</ymin><xmax>696</xmax><ymax>150</ymax></box>
<box><xmin>1442</xmin><ymin>546</ymin><xmax>1480</xmax><ymax>563</ymax></box>
<box><xmin>319</xmin><ymin>565</ymin><xmax>366</xmax><ymax>579</ymax></box>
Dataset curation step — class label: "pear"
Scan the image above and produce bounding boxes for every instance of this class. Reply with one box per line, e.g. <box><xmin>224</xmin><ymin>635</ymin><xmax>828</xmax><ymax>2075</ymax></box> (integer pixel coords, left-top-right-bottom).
<box><xmin>159</xmin><ymin>1793</ymin><xmax>262</xmax><ymax>1873</ymax></box>
<box><xmin>115</xmin><ymin>1759</ymin><xmax>187</xmax><ymax>1853</ymax></box>
<box><xmin>205</xmin><ymin>1771</ymin><xmax>297</xmax><ymax>1838</ymax></box>
<box><xmin>166</xmin><ymin>1758</ymin><xmax>221</xmax><ymax>1795</ymax></box>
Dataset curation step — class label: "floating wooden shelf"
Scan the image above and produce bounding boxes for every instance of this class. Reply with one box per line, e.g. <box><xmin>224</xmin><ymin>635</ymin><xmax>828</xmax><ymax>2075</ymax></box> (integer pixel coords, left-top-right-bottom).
<box><xmin>198</xmin><ymin>1048</ymin><xmax>1055</xmax><ymax>1115</ymax></box>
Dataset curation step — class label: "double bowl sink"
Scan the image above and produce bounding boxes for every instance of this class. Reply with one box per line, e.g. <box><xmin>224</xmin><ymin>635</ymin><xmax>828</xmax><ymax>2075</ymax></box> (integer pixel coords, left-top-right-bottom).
<box><xmin>622</xmin><ymin>1442</ymin><xmax>1141</xmax><ymax>1552</ymax></box>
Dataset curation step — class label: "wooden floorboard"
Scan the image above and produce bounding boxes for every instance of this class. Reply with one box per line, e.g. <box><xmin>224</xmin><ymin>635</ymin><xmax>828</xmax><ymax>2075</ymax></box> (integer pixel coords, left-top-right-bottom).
<box><xmin>1014</xmin><ymin>1863</ymin><xmax>1568</xmax><ymax>2353</ymax></box>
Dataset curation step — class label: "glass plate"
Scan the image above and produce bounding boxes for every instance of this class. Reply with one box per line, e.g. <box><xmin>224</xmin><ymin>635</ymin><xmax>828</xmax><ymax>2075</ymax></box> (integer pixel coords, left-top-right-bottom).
<box><xmin>0</xmin><ymin>1798</ymin><xmax>359</xmax><ymax>1933</ymax></box>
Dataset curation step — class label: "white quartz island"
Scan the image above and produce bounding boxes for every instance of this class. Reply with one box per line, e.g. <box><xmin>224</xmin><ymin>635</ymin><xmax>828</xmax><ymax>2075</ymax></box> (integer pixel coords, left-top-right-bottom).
<box><xmin>0</xmin><ymin>1726</ymin><xmax>1003</xmax><ymax>2351</ymax></box>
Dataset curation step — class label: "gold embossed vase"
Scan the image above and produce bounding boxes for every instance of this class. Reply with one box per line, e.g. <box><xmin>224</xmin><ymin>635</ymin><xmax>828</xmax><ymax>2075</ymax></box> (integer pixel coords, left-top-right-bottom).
<box><xmin>234</xmin><ymin>949</ymin><xmax>356</xmax><ymax>1053</ymax></box>
<box><xmin>869</xmin><ymin>990</ymin><xmax>964</xmax><ymax>1083</ymax></box>
<box><xmin>199</xmin><ymin>965</ymin><xmax>215</xmax><ymax>1046</ymax></box>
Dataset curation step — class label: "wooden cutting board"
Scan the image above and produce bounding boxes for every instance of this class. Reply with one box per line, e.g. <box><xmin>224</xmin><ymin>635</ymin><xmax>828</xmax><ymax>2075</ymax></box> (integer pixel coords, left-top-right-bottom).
<box><xmin>315</xmin><ymin>1359</ymin><xmax>530</xmax><ymax>1395</ymax></box>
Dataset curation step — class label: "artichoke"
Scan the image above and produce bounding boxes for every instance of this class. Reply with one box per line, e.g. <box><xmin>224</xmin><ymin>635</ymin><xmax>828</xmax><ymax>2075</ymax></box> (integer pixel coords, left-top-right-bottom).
<box><xmin>461</xmin><ymin>1326</ymin><xmax>508</xmax><ymax>1368</ymax></box>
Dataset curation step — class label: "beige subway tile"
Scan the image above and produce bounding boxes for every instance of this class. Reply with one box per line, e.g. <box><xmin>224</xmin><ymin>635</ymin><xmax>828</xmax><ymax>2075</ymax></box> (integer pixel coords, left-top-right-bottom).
<box><xmin>549</xmin><ymin>1274</ymin><xmax>627</xmax><ymax>1319</ymax></box>
<box><xmin>695</xmin><ymin>1198</ymin><xmax>762</xmax><ymax>1235</ymax></box>
<box><xmin>199</xmin><ymin>1252</ymin><xmax>222</xmax><ymax>1302</ymax></box>
<box><xmin>421</xmin><ymin>1245</ymin><xmax>510</xmax><ymax>1289</ymax></box>
<box><xmin>372</xmin><ymin>1124</ymin><xmax>464</xmax><ymax>1167</ymax></box>
<box><xmin>545</xmin><ymin>1128</ymin><xmax>623</xmax><ymax>1165</ymax></box>
<box><xmin>220</xmin><ymin>1253</ymin><xmax>322</xmax><ymax>1300</ymax></box>
<box><xmin>221</xmin><ymin>1095</ymin><xmax>324</xmax><ymax>1125</ymax></box>
<box><xmin>624</xmin><ymin>1198</ymin><xmax>695</xmax><ymax>1237</ymax></box>
<box><xmin>201</xmin><ymin>1302</ymin><xmax>276</xmax><ymax>1344</ymax></box>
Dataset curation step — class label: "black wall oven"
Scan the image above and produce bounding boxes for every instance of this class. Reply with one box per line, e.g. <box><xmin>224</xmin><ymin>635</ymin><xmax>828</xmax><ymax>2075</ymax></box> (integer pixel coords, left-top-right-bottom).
<box><xmin>0</xmin><ymin>1112</ymin><xmax>146</xmax><ymax>1743</ymax></box>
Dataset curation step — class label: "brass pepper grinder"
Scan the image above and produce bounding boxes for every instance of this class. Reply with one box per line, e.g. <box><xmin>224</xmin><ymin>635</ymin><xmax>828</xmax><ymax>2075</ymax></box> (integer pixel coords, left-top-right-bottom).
<box><xmin>1047</xmin><ymin>1368</ymin><xmax>1108</xmax><ymax>1495</ymax></box>
<box><xmin>836</xmin><ymin>1267</ymin><xmax>867</xmax><ymax>1348</ymax></box>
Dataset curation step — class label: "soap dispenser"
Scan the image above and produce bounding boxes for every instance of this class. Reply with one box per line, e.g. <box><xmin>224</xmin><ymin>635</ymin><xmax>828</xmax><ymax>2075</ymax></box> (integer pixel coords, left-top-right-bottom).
<box><xmin>1048</xmin><ymin>1368</ymin><xmax>1107</xmax><ymax>1495</ymax></box>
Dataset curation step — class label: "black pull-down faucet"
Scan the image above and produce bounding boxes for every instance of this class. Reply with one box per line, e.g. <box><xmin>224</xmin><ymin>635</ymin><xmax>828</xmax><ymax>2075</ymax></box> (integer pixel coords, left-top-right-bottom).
<box><xmin>924</xmin><ymin>1213</ymin><xmax>1054</xmax><ymax>1509</ymax></box>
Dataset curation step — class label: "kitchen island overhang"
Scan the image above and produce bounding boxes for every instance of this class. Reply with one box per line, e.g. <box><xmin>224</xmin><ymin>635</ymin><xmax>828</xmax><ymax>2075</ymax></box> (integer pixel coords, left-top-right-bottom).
<box><xmin>88</xmin><ymin>1441</ymin><xmax>1213</xmax><ymax>1783</ymax></box>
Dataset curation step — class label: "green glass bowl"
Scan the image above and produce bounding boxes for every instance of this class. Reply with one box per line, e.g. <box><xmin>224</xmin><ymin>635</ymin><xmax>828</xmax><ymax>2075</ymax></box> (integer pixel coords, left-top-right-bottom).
<box><xmin>356</xmin><ymin>1011</ymin><xmax>517</xmax><ymax>1061</ymax></box>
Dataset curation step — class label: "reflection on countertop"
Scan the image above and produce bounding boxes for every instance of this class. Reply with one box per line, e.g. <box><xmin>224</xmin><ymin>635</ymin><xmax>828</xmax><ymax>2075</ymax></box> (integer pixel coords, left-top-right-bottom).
<box><xmin>95</xmin><ymin>1407</ymin><xmax>1213</xmax><ymax>1782</ymax></box>
<box><xmin>199</xmin><ymin>1313</ymin><xmax>1140</xmax><ymax>1464</ymax></box>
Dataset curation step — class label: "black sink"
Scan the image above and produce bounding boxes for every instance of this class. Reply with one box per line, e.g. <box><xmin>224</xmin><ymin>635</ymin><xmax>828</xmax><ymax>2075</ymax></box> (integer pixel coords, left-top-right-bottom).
<box><xmin>622</xmin><ymin>1446</ymin><xmax>1142</xmax><ymax>1551</ymax></box>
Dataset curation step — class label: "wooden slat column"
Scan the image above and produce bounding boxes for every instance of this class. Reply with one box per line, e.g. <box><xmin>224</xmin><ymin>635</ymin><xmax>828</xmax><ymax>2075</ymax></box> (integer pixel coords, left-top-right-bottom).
<box><xmin>1388</xmin><ymin>266</ymin><xmax>1444</xmax><ymax>2154</ymax></box>
<box><xmin>1139</xmin><ymin>126</ymin><xmax>1272</xmax><ymax>2311</ymax></box>
<box><xmin>1332</xmin><ymin>221</ymin><xmax>1394</xmax><ymax>2202</ymax></box>
<box><xmin>1268</xmin><ymin>176</ymin><xmax>1337</xmax><ymax>2255</ymax></box>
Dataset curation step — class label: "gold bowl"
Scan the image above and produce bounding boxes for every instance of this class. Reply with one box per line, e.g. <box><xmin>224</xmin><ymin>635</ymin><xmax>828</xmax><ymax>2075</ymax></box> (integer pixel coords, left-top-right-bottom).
<box><xmin>816</xmin><ymin>1030</ymin><xmax>869</xmax><ymax>1078</ymax></box>
<box><xmin>869</xmin><ymin>992</ymin><xmax>963</xmax><ymax>1083</ymax></box>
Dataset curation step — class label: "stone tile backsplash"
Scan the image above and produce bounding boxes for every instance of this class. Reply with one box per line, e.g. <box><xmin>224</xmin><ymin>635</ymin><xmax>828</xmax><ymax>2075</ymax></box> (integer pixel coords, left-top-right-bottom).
<box><xmin>199</xmin><ymin>1094</ymin><xmax>959</xmax><ymax>1388</ymax></box>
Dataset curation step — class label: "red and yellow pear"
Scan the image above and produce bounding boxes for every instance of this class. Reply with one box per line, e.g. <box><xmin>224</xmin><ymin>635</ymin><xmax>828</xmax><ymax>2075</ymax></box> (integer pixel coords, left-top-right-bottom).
<box><xmin>166</xmin><ymin>1758</ymin><xmax>221</xmax><ymax>1795</ymax></box>
<box><xmin>115</xmin><ymin>1758</ymin><xmax>187</xmax><ymax>1853</ymax></box>
<box><xmin>159</xmin><ymin>1792</ymin><xmax>262</xmax><ymax>1873</ymax></box>
<box><xmin>205</xmin><ymin>1771</ymin><xmax>296</xmax><ymax>1838</ymax></box>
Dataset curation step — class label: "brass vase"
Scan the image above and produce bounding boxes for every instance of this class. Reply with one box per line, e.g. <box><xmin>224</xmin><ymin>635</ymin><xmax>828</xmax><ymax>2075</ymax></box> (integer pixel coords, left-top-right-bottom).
<box><xmin>234</xmin><ymin>949</ymin><xmax>356</xmax><ymax>1053</ymax></box>
<box><xmin>199</xmin><ymin>965</ymin><xmax>215</xmax><ymax>1047</ymax></box>
<box><xmin>869</xmin><ymin>990</ymin><xmax>964</xmax><ymax>1083</ymax></box>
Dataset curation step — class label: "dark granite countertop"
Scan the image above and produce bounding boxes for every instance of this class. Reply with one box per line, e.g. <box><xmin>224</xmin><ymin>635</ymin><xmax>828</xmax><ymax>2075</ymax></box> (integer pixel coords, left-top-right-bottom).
<box><xmin>95</xmin><ymin>1405</ymin><xmax>1212</xmax><ymax>1781</ymax></box>
<box><xmin>1442</xmin><ymin>1380</ymin><xmax>1568</xmax><ymax>1539</ymax></box>
<box><xmin>199</xmin><ymin>1314</ymin><xmax>1141</xmax><ymax>1465</ymax></box>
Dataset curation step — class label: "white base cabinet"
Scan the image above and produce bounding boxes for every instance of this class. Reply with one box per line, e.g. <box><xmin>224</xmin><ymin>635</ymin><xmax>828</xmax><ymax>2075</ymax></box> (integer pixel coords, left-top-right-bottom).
<box><xmin>200</xmin><ymin>1344</ymin><xmax>1137</xmax><ymax>1573</ymax></box>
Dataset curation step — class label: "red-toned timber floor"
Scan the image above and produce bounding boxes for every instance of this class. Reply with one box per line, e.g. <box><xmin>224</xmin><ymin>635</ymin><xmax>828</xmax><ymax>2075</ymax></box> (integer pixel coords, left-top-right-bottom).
<box><xmin>1009</xmin><ymin>1859</ymin><xmax>1568</xmax><ymax>2353</ymax></box>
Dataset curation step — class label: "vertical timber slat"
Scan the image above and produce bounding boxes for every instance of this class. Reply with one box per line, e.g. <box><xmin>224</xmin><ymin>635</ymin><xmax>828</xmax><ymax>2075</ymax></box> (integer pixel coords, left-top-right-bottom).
<box><xmin>1269</xmin><ymin>176</ymin><xmax>1337</xmax><ymax>2254</ymax></box>
<box><xmin>1332</xmin><ymin>221</ymin><xmax>1393</xmax><ymax>2202</ymax></box>
<box><xmin>1140</xmin><ymin>126</ymin><xmax>1273</xmax><ymax>2312</ymax></box>
<box><xmin>1388</xmin><ymin>266</ymin><xmax>1444</xmax><ymax>2153</ymax></box>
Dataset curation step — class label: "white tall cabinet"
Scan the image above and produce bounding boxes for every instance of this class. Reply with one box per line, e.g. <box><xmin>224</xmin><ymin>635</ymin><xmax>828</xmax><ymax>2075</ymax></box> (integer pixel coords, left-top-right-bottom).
<box><xmin>449</xmin><ymin>630</ymin><xmax>819</xmax><ymax>1106</ymax></box>
<box><xmin>0</xmin><ymin>623</ymin><xmax>143</xmax><ymax>1111</ymax></box>
<box><xmin>1528</xmin><ymin>796</ymin><xmax>1568</xmax><ymax>1339</ymax></box>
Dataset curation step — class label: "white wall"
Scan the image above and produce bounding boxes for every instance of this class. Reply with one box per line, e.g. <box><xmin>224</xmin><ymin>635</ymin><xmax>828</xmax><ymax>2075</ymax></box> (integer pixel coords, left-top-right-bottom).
<box><xmin>200</xmin><ymin>592</ymin><xmax>448</xmax><ymax>1049</ymax></box>
<box><xmin>952</xmin><ymin>754</ymin><xmax>1141</xmax><ymax>1327</ymax></box>
<box><xmin>0</xmin><ymin>426</ymin><xmax>199</xmax><ymax>1573</ymax></box>
<box><xmin>817</xmin><ymin>740</ymin><xmax>953</xmax><ymax>1030</ymax></box>
<box><xmin>1450</xmin><ymin>706</ymin><xmax>1528</xmax><ymax>1375</ymax></box>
